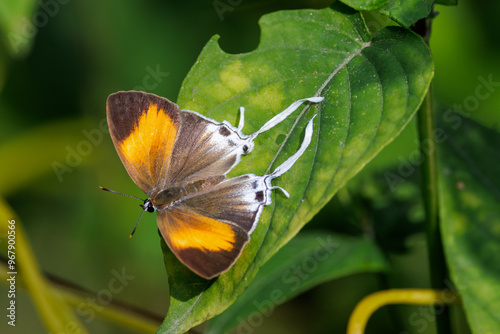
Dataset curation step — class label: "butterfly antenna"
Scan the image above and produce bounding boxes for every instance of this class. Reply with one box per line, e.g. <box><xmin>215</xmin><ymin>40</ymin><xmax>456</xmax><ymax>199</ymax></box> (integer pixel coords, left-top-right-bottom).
<box><xmin>99</xmin><ymin>186</ymin><xmax>149</xmax><ymax>238</ymax></box>
<box><xmin>99</xmin><ymin>186</ymin><xmax>143</xmax><ymax>201</ymax></box>
<box><xmin>129</xmin><ymin>207</ymin><xmax>147</xmax><ymax>238</ymax></box>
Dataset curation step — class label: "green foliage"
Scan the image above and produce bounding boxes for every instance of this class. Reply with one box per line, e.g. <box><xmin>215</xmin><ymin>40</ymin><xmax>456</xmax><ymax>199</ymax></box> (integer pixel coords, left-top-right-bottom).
<box><xmin>341</xmin><ymin>0</ymin><xmax>435</xmax><ymax>28</ymax></box>
<box><xmin>438</xmin><ymin>113</ymin><xmax>500</xmax><ymax>333</ymax></box>
<box><xmin>381</xmin><ymin>0</ymin><xmax>434</xmax><ymax>27</ymax></box>
<box><xmin>0</xmin><ymin>0</ymin><xmax>39</xmax><ymax>57</ymax></box>
<box><xmin>0</xmin><ymin>119</ymin><xmax>91</xmax><ymax>196</ymax></box>
<box><xmin>340</xmin><ymin>0</ymin><xmax>389</xmax><ymax>11</ymax></box>
<box><xmin>1</xmin><ymin>0</ymin><xmax>500</xmax><ymax>333</ymax></box>
<box><xmin>435</xmin><ymin>0</ymin><xmax>457</xmax><ymax>5</ymax></box>
<box><xmin>206</xmin><ymin>232</ymin><xmax>387</xmax><ymax>334</ymax></box>
<box><xmin>159</xmin><ymin>4</ymin><xmax>433</xmax><ymax>333</ymax></box>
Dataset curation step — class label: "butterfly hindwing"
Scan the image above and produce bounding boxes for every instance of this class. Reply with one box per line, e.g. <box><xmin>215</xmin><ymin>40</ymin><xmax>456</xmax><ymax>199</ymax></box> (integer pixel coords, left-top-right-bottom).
<box><xmin>157</xmin><ymin>207</ymin><xmax>249</xmax><ymax>279</ymax></box>
<box><xmin>154</xmin><ymin>173</ymin><xmax>274</xmax><ymax>278</ymax></box>
<box><xmin>180</xmin><ymin>174</ymin><xmax>272</xmax><ymax>234</ymax></box>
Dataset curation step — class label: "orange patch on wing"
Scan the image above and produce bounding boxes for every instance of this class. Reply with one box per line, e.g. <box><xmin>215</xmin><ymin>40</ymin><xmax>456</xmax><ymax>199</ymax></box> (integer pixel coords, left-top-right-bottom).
<box><xmin>119</xmin><ymin>103</ymin><xmax>178</xmax><ymax>185</ymax></box>
<box><xmin>165</xmin><ymin>209</ymin><xmax>238</xmax><ymax>253</ymax></box>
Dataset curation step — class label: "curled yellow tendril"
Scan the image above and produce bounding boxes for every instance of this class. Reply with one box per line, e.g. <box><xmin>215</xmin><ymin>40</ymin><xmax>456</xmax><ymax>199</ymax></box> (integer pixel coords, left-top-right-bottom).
<box><xmin>347</xmin><ymin>288</ymin><xmax>462</xmax><ymax>334</ymax></box>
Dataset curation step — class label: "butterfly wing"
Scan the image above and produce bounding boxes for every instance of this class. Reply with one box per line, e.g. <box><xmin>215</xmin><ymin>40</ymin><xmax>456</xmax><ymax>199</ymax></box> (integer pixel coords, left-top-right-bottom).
<box><xmin>157</xmin><ymin>207</ymin><xmax>250</xmax><ymax>279</ymax></box>
<box><xmin>165</xmin><ymin>110</ymin><xmax>252</xmax><ymax>185</ymax></box>
<box><xmin>156</xmin><ymin>173</ymin><xmax>272</xmax><ymax>279</ymax></box>
<box><xmin>106</xmin><ymin>91</ymin><xmax>181</xmax><ymax>194</ymax></box>
<box><xmin>108</xmin><ymin>91</ymin><xmax>255</xmax><ymax>193</ymax></box>
<box><xmin>107</xmin><ymin>91</ymin><xmax>319</xmax><ymax>278</ymax></box>
<box><xmin>165</xmin><ymin>96</ymin><xmax>324</xmax><ymax>185</ymax></box>
<box><xmin>181</xmin><ymin>174</ymin><xmax>273</xmax><ymax>234</ymax></box>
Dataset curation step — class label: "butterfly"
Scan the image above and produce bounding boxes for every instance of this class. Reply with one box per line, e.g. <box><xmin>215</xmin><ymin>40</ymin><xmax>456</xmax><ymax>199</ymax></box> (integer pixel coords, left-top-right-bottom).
<box><xmin>103</xmin><ymin>91</ymin><xmax>323</xmax><ymax>279</ymax></box>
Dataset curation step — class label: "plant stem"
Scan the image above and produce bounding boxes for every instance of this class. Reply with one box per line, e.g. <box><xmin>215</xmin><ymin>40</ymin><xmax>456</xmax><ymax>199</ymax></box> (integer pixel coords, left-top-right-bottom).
<box><xmin>347</xmin><ymin>289</ymin><xmax>461</xmax><ymax>334</ymax></box>
<box><xmin>0</xmin><ymin>198</ymin><xmax>89</xmax><ymax>334</ymax></box>
<box><xmin>57</xmin><ymin>288</ymin><xmax>160</xmax><ymax>333</ymax></box>
<box><xmin>0</xmin><ymin>256</ymin><xmax>163</xmax><ymax>333</ymax></box>
<box><xmin>413</xmin><ymin>9</ymin><xmax>452</xmax><ymax>333</ymax></box>
<box><xmin>417</xmin><ymin>85</ymin><xmax>452</xmax><ymax>334</ymax></box>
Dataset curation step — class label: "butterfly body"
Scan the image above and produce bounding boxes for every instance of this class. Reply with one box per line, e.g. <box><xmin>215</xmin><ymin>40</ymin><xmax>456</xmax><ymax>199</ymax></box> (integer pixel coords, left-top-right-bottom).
<box><xmin>150</xmin><ymin>176</ymin><xmax>224</xmax><ymax>210</ymax></box>
<box><xmin>106</xmin><ymin>91</ymin><xmax>323</xmax><ymax>279</ymax></box>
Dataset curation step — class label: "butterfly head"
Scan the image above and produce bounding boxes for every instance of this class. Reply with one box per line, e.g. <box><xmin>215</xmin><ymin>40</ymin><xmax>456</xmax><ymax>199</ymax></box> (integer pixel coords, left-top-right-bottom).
<box><xmin>141</xmin><ymin>198</ymin><xmax>156</xmax><ymax>213</ymax></box>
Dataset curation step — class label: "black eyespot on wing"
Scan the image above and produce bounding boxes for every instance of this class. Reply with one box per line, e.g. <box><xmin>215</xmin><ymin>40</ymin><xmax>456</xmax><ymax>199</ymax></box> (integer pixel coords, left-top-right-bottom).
<box><xmin>219</xmin><ymin>126</ymin><xmax>231</xmax><ymax>137</ymax></box>
<box><xmin>243</xmin><ymin>145</ymin><xmax>249</xmax><ymax>153</ymax></box>
<box><xmin>255</xmin><ymin>191</ymin><xmax>264</xmax><ymax>202</ymax></box>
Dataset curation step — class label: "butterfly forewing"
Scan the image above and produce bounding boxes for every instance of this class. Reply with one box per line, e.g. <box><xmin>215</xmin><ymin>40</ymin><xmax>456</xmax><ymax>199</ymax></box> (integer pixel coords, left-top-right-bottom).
<box><xmin>106</xmin><ymin>92</ymin><xmax>181</xmax><ymax>194</ymax></box>
<box><xmin>165</xmin><ymin>111</ymin><xmax>251</xmax><ymax>185</ymax></box>
<box><xmin>107</xmin><ymin>91</ymin><xmax>254</xmax><ymax>195</ymax></box>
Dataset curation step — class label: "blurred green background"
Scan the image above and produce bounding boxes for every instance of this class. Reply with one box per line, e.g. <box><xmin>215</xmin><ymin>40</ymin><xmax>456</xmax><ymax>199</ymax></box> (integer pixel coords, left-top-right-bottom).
<box><xmin>0</xmin><ymin>0</ymin><xmax>499</xmax><ymax>333</ymax></box>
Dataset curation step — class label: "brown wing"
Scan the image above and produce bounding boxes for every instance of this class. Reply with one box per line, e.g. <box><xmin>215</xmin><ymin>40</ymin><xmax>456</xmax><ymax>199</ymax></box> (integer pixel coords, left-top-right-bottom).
<box><xmin>157</xmin><ymin>207</ymin><xmax>249</xmax><ymax>279</ymax></box>
<box><xmin>107</xmin><ymin>91</ymin><xmax>255</xmax><ymax>193</ymax></box>
<box><xmin>180</xmin><ymin>174</ymin><xmax>272</xmax><ymax>234</ymax></box>
<box><xmin>106</xmin><ymin>91</ymin><xmax>181</xmax><ymax>195</ymax></box>
<box><xmin>156</xmin><ymin>173</ymin><xmax>273</xmax><ymax>278</ymax></box>
<box><xmin>165</xmin><ymin>96</ymin><xmax>324</xmax><ymax>185</ymax></box>
<box><xmin>164</xmin><ymin>110</ymin><xmax>253</xmax><ymax>185</ymax></box>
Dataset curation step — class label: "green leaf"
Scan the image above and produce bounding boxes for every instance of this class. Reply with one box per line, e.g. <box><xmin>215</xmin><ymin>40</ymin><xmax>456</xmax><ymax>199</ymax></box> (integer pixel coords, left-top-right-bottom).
<box><xmin>381</xmin><ymin>0</ymin><xmax>434</xmax><ymax>28</ymax></box>
<box><xmin>438</xmin><ymin>113</ymin><xmax>500</xmax><ymax>333</ymax></box>
<box><xmin>341</xmin><ymin>0</ymin><xmax>389</xmax><ymax>11</ymax></box>
<box><xmin>206</xmin><ymin>232</ymin><xmax>387</xmax><ymax>334</ymax></box>
<box><xmin>159</xmin><ymin>4</ymin><xmax>433</xmax><ymax>333</ymax></box>
<box><xmin>0</xmin><ymin>0</ymin><xmax>40</xmax><ymax>57</ymax></box>
<box><xmin>434</xmin><ymin>0</ymin><xmax>457</xmax><ymax>5</ymax></box>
